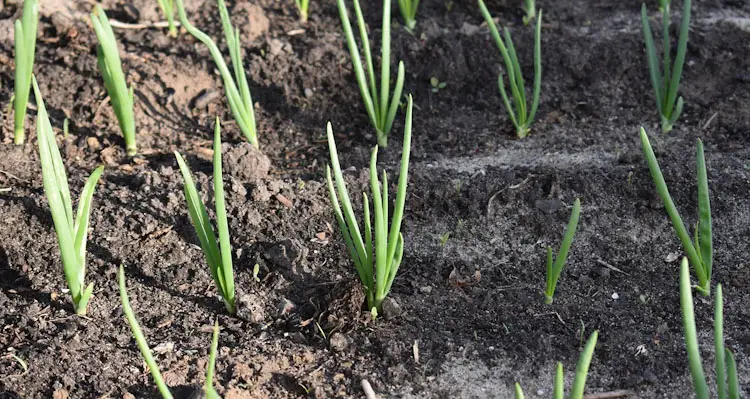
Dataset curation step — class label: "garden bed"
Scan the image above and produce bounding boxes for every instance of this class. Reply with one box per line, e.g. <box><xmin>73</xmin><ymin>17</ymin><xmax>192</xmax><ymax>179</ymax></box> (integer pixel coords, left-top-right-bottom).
<box><xmin>0</xmin><ymin>0</ymin><xmax>749</xmax><ymax>397</ymax></box>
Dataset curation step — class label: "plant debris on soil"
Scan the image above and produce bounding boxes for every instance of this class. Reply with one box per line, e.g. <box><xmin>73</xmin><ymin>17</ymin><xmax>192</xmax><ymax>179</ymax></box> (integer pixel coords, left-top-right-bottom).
<box><xmin>0</xmin><ymin>0</ymin><xmax>749</xmax><ymax>398</ymax></box>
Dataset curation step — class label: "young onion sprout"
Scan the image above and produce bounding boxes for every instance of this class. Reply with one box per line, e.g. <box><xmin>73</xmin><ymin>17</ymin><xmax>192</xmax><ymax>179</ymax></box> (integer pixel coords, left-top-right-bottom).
<box><xmin>514</xmin><ymin>330</ymin><xmax>599</xmax><ymax>398</ymax></box>
<box><xmin>326</xmin><ymin>95</ymin><xmax>413</xmax><ymax>315</ymax></box>
<box><xmin>397</xmin><ymin>0</ymin><xmax>420</xmax><ymax>31</ymax></box>
<box><xmin>639</xmin><ymin>128</ymin><xmax>712</xmax><ymax>296</ymax></box>
<box><xmin>174</xmin><ymin>118</ymin><xmax>236</xmax><ymax>314</ymax></box>
<box><xmin>118</xmin><ymin>265</ymin><xmax>222</xmax><ymax>399</ymax></box>
<box><xmin>174</xmin><ymin>0</ymin><xmax>259</xmax><ymax>148</ymax></box>
<box><xmin>478</xmin><ymin>0</ymin><xmax>542</xmax><ymax>138</ymax></box>
<box><xmin>641</xmin><ymin>0</ymin><xmax>691</xmax><ymax>133</ymax></box>
<box><xmin>13</xmin><ymin>0</ymin><xmax>38</xmax><ymax>145</ymax></box>
<box><xmin>544</xmin><ymin>198</ymin><xmax>581</xmax><ymax>304</ymax></box>
<box><xmin>33</xmin><ymin>76</ymin><xmax>104</xmax><ymax>316</ymax></box>
<box><xmin>336</xmin><ymin>0</ymin><xmax>406</xmax><ymax>148</ymax></box>
<box><xmin>295</xmin><ymin>0</ymin><xmax>310</xmax><ymax>22</ymax></box>
<box><xmin>91</xmin><ymin>5</ymin><xmax>137</xmax><ymax>156</ymax></box>
<box><xmin>156</xmin><ymin>0</ymin><xmax>178</xmax><ymax>37</ymax></box>
<box><xmin>678</xmin><ymin>258</ymin><xmax>740</xmax><ymax>399</ymax></box>
<box><xmin>522</xmin><ymin>0</ymin><xmax>536</xmax><ymax>26</ymax></box>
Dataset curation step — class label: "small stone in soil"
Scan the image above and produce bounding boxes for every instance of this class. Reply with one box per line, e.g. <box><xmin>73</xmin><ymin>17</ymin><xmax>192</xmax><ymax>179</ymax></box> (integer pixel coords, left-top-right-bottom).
<box><xmin>328</xmin><ymin>332</ymin><xmax>348</xmax><ymax>352</ymax></box>
<box><xmin>380</xmin><ymin>297</ymin><xmax>402</xmax><ymax>319</ymax></box>
<box><xmin>535</xmin><ymin>198</ymin><xmax>564</xmax><ymax>214</ymax></box>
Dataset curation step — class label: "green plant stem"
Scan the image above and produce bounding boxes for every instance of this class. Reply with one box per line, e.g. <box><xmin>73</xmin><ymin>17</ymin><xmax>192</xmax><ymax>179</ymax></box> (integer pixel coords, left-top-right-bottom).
<box><xmin>118</xmin><ymin>265</ymin><xmax>174</xmax><ymax>399</ymax></box>
<box><xmin>13</xmin><ymin>0</ymin><xmax>38</xmax><ymax>145</ymax></box>
<box><xmin>336</xmin><ymin>0</ymin><xmax>405</xmax><ymax>147</ymax></box>
<box><xmin>33</xmin><ymin>76</ymin><xmax>102</xmax><ymax>315</ymax></box>
<box><xmin>570</xmin><ymin>330</ymin><xmax>598</xmax><ymax>398</ymax></box>
<box><xmin>639</xmin><ymin>128</ymin><xmax>711</xmax><ymax>295</ymax></box>
<box><xmin>174</xmin><ymin>0</ymin><xmax>258</xmax><ymax>148</ymax></box>
<box><xmin>544</xmin><ymin>198</ymin><xmax>581</xmax><ymax>304</ymax></box>
<box><xmin>679</xmin><ymin>257</ymin><xmax>709</xmax><ymax>399</ymax></box>
<box><xmin>91</xmin><ymin>5</ymin><xmax>136</xmax><ymax>156</ymax></box>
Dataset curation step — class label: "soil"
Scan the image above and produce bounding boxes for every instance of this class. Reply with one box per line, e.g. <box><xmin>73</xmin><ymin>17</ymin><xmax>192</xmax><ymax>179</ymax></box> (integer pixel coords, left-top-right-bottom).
<box><xmin>0</xmin><ymin>0</ymin><xmax>749</xmax><ymax>397</ymax></box>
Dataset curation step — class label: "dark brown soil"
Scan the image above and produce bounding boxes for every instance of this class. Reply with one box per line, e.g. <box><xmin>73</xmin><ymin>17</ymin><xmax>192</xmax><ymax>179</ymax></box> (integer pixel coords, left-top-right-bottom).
<box><xmin>1</xmin><ymin>0</ymin><xmax>749</xmax><ymax>397</ymax></box>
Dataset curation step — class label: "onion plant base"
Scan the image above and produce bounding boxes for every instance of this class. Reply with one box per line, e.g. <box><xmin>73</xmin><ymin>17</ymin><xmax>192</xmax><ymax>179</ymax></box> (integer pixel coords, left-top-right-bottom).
<box><xmin>175</xmin><ymin>118</ymin><xmax>236</xmax><ymax>315</ymax></box>
<box><xmin>13</xmin><ymin>0</ymin><xmax>39</xmax><ymax>145</ymax></box>
<box><xmin>639</xmin><ymin>127</ymin><xmax>712</xmax><ymax>296</ymax></box>
<box><xmin>679</xmin><ymin>258</ymin><xmax>740</xmax><ymax>399</ymax></box>
<box><xmin>326</xmin><ymin>95</ymin><xmax>413</xmax><ymax>314</ymax></box>
<box><xmin>33</xmin><ymin>76</ymin><xmax>104</xmax><ymax>316</ymax></box>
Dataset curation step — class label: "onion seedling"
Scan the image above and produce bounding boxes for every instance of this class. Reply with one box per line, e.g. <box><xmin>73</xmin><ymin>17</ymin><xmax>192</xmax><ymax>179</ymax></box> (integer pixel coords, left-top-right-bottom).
<box><xmin>118</xmin><ymin>265</ymin><xmax>222</xmax><ymax>399</ymax></box>
<box><xmin>13</xmin><ymin>0</ymin><xmax>38</xmax><ymax>145</ymax></box>
<box><xmin>641</xmin><ymin>0</ymin><xmax>691</xmax><ymax>133</ymax></box>
<box><xmin>398</xmin><ymin>0</ymin><xmax>420</xmax><ymax>31</ymax></box>
<box><xmin>174</xmin><ymin>0</ymin><xmax>258</xmax><ymax>148</ymax></box>
<box><xmin>91</xmin><ymin>5</ymin><xmax>137</xmax><ymax>156</ymax></box>
<box><xmin>336</xmin><ymin>0</ymin><xmax>405</xmax><ymax>148</ymax></box>
<box><xmin>295</xmin><ymin>0</ymin><xmax>310</xmax><ymax>22</ymax></box>
<box><xmin>156</xmin><ymin>0</ymin><xmax>178</xmax><ymax>37</ymax></box>
<box><xmin>478</xmin><ymin>0</ymin><xmax>542</xmax><ymax>139</ymax></box>
<box><xmin>544</xmin><ymin>198</ymin><xmax>581</xmax><ymax>304</ymax></box>
<box><xmin>174</xmin><ymin>119</ymin><xmax>236</xmax><ymax>315</ymax></box>
<box><xmin>678</xmin><ymin>258</ymin><xmax>740</xmax><ymax>399</ymax></box>
<box><xmin>639</xmin><ymin>128</ymin><xmax>712</xmax><ymax>296</ymax></box>
<box><xmin>33</xmin><ymin>77</ymin><xmax>104</xmax><ymax>316</ymax></box>
<box><xmin>514</xmin><ymin>331</ymin><xmax>599</xmax><ymax>398</ymax></box>
<box><xmin>522</xmin><ymin>0</ymin><xmax>535</xmax><ymax>26</ymax></box>
<box><xmin>326</xmin><ymin>95</ymin><xmax>413</xmax><ymax>315</ymax></box>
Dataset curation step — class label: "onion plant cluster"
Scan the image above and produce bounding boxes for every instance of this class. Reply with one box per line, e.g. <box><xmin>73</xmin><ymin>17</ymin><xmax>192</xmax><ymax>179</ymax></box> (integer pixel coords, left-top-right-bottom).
<box><xmin>118</xmin><ymin>266</ymin><xmax>222</xmax><ymax>399</ymax></box>
<box><xmin>544</xmin><ymin>198</ymin><xmax>581</xmax><ymax>304</ymax></box>
<box><xmin>156</xmin><ymin>0</ymin><xmax>178</xmax><ymax>37</ymax></box>
<box><xmin>478</xmin><ymin>0</ymin><xmax>542</xmax><ymax>139</ymax></box>
<box><xmin>639</xmin><ymin>128</ymin><xmax>712</xmax><ymax>296</ymax></box>
<box><xmin>397</xmin><ymin>0</ymin><xmax>420</xmax><ymax>31</ymax></box>
<box><xmin>336</xmin><ymin>0</ymin><xmax>405</xmax><ymax>148</ymax></box>
<box><xmin>12</xmin><ymin>0</ymin><xmax>38</xmax><ymax>145</ymax></box>
<box><xmin>175</xmin><ymin>119</ymin><xmax>236</xmax><ymax>314</ymax></box>
<box><xmin>326</xmin><ymin>95</ymin><xmax>413</xmax><ymax>315</ymax></box>
<box><xmin>678</xmin><ymin>258</ymin><xmax>740</xmax><ymax>399</ymax></box>
<box><xmin>33</xmin><ymin>77</ymin><xmax>104</xmax><ymax>316</ymax></box>
<box><xmin>522</xmin><ymin>0</ymin><xmax>536</xmax><ymax>26</ymax></box>
<box><xmin>91</xmin><ymin>5</ymin><xmax>137</xmax><ymax>156</ymax></box>
<box><xmin>295</xmin><ymin>0</ymin><xmax>310</xmax><ymax>22</ymax></box>
<box><xmin>641</xmin><ymin>0</ymin><xmax>691</xmax><ymax>133</ymax></box>
<box><xmin>514</xmin><ymin>331</ymin><xmax>598</xmax><ymax>399</ymax></box>
<box><xmin>174</xmin><ymin>0</ymin><xmax>259</xmax><ymax>148</ymax></box>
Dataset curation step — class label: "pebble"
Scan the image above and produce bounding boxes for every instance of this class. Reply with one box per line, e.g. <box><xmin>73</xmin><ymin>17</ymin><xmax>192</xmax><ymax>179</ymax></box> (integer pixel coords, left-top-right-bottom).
<box><xmin>380</xmin><ymin>297</ymin><xmax>403</xmax><ymax>319</ymax></box>
<box><xmin>328</xmin><ymin>332</ymin><xmax>349</xmax><ymax>352</ymax></box>
<box><xmin>192</xmin><ymin>89</ymin><xmax>221</xmax><ymax>109</ymax></box>
<box><xmin>535</xmin><ymin>198</ymin><xmax>564</xmax><ymax>214</ymax></box>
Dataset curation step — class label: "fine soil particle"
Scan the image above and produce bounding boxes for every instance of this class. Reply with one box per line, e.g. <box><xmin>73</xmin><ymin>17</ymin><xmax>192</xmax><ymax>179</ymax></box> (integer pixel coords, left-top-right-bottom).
<box><xmin>1</xmin><ymin>0</ymin><xmax>749</xmax><ymax>398</ymax></box>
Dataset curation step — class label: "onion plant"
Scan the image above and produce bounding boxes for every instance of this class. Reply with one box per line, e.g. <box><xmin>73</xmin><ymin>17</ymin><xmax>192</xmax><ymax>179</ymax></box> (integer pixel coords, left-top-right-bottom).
<box><xmin>514</xmin><ymin>330</ymin><xmax>599</xmax><ymax>398</ymax></box>
<box><xmin>91</xmin><ymin>5</ymin><xmax>137</xmax><ymax>156</ymax></box>
<box><xmin>174</xmin><ymin>0</ymin><xmax>258</xmax><ymax>148</ymax></box>
<box><xmin>118</xmin><ymin>265</ymin><xmax>222</xmax><ymax>399</ymax></box>
<box><xmin>522</xmin><ymin>0</ymin><xmax>535</xmax><ymax>26</ymax></box>
<box><xmin>639</xmin><ymin>128</ymin><xmax>712</xmax><ymax>296</ymax></box>
<box><xmin>336</xmin><ymin>0</ymin><xmax>405</xmax><ymax>148</ymax></box>
<box><xmin>398</xmin><ymin>0</ymin><xmax>419</xmax><ymax>31</ymax></box>
<box><xmin>326</xmin><ymin>95</ymin><xmax>413</xmax><ymax>315</ymax></box>
<box><xmin>544</xmin><ymin>198</ymin><xmax>581</xmax><ymax>304</ymax></box>
<box><xmin>156</xmin><ymin>0</ymin><xmax>178</xmax><ymax>37</ymax></box>
<box><xmin>478</xmin><ymin>0</ymin><xmax>542</xmax><ymax>139</ymax></box>
<box><xmin>12</xmin><ymin>0</ymin><xmax>38</xmax><ymax>145</ymax></box>
<box><xmin>33</xmin><ymin>77</ymin><xmax>104</xmax><ymax>316</ymax></box>
<box><xmin>678</xmin><ymin>258</ymin><xmax>740</xmax><ymax>399</ymax></box>
<box><xmin>641</xmin><ymin>0</ymin><xmax>691</xmax><ymax>133</ymax></box>
<box><xmin>174</xmin><ymin>119</ymin><xmax>235</xmax><ymax>314</ymax></box>
<box><xmin>295</xmin><ymin>0</ymin><xmax>310</xmax><ymax>22</ymax></box>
